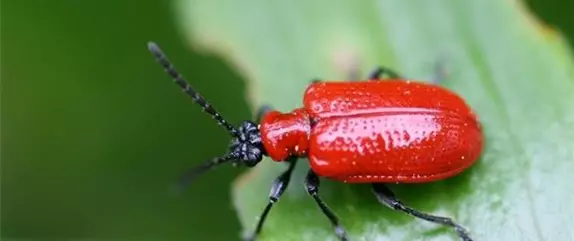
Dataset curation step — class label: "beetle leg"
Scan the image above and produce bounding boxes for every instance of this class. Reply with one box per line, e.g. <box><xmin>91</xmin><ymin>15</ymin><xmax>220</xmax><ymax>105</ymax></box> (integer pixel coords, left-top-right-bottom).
<box><xmin>243</xmin><ymin>157</ymin><xmax>298</xmax><ymax>241</ymax></box>
<box><xmin>368</xmin><ymin>66</ymin><xmax>402</xmax><ymax>80</ymax></box>
<box><xmin>310</xmin><ymin>78</ymin><xmax>323</xmax><ymax>84</ymax></box>
<box><xmin>256</xmin><ymin>105</ymin><xmax>273</xmax><ymax>123</ymax></box>
<box><xmin>371</xmin><ymin>183</ymin><xmax>472</xmax><ymax>241</ymax></box>
<box><xmin>305</xmin><ymin>170</ymin><xmax>348</xmax><ymax>241</ymax></box>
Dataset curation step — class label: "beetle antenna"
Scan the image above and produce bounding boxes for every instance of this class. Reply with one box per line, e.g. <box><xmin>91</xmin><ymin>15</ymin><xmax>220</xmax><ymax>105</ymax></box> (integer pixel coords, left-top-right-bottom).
<box><xmin>173</xmin><ymin>154</ymin><xmax>235</xmax><ymax>193</ymax></box>
<box><xmin>147</xmin><ymin>41</ymin><xmax>239</xmax><ymax>137</ymax></box>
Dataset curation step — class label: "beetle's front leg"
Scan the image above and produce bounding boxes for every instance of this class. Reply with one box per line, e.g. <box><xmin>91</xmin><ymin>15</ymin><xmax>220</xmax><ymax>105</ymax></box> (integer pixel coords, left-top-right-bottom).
<box><xmin>243</xmin><ymin>157</ymin><xmax>298</xmax><ymax>241</ymax></box>
<box><xmin>256</xmin><ymin>105</ymin><xmax>273</xmax><ymax>123</ymax></box>
<box><xmin>310</xmin><ymin>78</ymin><xmax>322</xmax><ymax>84</ymax></box>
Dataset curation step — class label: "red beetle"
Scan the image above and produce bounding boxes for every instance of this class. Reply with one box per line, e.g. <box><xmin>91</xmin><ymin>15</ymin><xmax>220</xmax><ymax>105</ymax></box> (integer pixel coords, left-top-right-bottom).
<box><xmin>148</xmin><ymin>42</ymin><xmax>482</xmax><ymax>241</ymax></box>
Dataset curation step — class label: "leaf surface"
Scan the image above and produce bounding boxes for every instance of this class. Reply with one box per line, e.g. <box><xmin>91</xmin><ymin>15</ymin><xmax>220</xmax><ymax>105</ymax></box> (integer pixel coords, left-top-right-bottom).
<box><xmin>175</xmin><ymin>0</ymin><xmax>574</xmax><ymax>240</ymax></box>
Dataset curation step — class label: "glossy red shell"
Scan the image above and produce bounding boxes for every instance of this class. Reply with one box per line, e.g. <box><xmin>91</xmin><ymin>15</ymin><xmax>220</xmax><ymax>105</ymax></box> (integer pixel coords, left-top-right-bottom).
<box><xmin>260</xmin><ymin>80</ymin><xmax>483</xmax><ymax>183</ymax></box>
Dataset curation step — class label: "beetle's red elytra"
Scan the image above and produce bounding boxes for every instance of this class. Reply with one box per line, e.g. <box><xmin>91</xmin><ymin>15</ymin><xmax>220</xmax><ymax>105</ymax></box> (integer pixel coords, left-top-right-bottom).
<box><xmin>261</xmin><ymin>80</ymin><xmax>483</xmax><ymax>183</ymax></box>
<box><xmin>148</xmin><ymin>42</ymin><xmax>482</xmax><ymax>241</ymax></box>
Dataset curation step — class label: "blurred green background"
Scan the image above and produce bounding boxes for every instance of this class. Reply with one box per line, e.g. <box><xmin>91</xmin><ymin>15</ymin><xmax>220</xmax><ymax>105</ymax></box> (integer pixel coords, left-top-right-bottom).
<box><xmin>2</xmin><ymin>0</ymin><xmax>573</xmax><ymax>241</ymax></box>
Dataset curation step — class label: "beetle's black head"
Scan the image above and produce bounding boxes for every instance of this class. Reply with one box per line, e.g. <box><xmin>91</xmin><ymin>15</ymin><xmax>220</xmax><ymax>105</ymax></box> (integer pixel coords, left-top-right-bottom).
<box><xmin>228</xmin><ymin>120</ymin><xmax>265</xmax><ymax>167</ymax></box>
<box><xmin>147</xmin><ymin>42</ymin><xmax>267</xmax><ymax>193</ymax></box>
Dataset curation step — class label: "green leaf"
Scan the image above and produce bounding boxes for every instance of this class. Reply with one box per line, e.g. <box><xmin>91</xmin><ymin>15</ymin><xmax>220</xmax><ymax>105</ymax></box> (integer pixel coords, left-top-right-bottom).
<box><xmin>175</xmin><ymin>0</ymin><xmax>574</xmax><ymax>240</ymax></box>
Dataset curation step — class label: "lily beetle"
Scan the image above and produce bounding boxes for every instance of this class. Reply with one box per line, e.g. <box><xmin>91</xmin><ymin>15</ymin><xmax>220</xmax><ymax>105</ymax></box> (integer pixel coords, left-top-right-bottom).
<box><xmin>147</xmin><ymin>42</ymin><xmax>482</xmax><ymax>241</ymax></box>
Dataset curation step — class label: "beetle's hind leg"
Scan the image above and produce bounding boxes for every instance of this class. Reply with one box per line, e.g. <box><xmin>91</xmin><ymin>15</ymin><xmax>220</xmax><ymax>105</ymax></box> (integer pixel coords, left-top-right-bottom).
<box><xmin>371</xmin><ymin>183</ymin><xmax>473</xmax><ymax>241</ymax></box>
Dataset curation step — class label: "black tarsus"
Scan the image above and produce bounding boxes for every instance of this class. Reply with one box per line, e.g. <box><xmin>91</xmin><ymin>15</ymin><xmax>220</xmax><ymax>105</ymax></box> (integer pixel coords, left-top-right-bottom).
<box><xmin>305</xmin><ymin>170</ymin><xmax>348</xmax><ymax>241</ymax></box>
<box><xmin>371</xmin><ymin>183</ymin><xmax>473</xmax><ymax>241</ymax></box>
<box><xmin>243</xmin><ymin>157</ymin><xmax>298</xmax><ymax>241</ymax></box>
<box><xmin>147</xmin><ymin>42</ymin><xmax>239</xmax><ymax>137</ymax></box>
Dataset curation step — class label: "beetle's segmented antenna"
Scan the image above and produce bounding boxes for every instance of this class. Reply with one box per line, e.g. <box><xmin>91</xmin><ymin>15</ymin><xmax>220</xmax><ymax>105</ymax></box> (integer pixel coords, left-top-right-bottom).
<box><xmin>147</xmin><ymin>42</ymin><xmax>239</xmax><ymax>137</ymax></box>
<box><xmin>173</xmin><ymin>154</ymin><xmax>235</xmax><ymax>193</ymax></box>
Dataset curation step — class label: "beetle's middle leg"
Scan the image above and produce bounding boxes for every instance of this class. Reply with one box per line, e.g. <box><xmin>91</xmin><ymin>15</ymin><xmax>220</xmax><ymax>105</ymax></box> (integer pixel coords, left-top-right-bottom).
<box><xmin>367</xmin><ymin>66</ymin><xmax>403</xmax><ymax>80</ymax></box>
<box><xmin>305</xmin><ymin>170</ymin><xmax>348</xmax><ymax>241</ymax></box>
<box><xmin>367</xmin><ymin>58</ymin><xmax>448</xmax><ymax>85</ymax></box>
